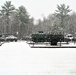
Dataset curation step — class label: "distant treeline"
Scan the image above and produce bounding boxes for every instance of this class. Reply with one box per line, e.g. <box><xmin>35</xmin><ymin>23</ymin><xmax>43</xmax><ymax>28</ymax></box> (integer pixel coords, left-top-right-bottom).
<box><xmin>0</xmin><ymin>2</ymin><xmax>76</xmax><ymax>39</ymax></box>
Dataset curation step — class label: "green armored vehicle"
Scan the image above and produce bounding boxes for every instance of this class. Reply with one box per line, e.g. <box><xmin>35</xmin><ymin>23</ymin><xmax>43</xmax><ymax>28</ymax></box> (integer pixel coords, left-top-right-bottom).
<box><xmin>31</xmin><ymin>32</ymin><xmax>64</xmax><ymax>45</ymax></box>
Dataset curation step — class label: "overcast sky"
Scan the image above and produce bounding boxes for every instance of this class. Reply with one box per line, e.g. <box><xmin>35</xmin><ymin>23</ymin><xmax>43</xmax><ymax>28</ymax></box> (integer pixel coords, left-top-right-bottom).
<box><xmin>0</xmin><ymin>0</ymin><xmax>76</xmax><ymax>20</ymax></box>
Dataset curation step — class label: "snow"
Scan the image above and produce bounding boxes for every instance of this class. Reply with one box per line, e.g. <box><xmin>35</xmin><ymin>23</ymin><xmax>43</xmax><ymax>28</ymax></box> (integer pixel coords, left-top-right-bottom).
<box><xmin>0</xmin><ymin>41</ymin><xmax>76</xmax><ymax>75</ymax></box>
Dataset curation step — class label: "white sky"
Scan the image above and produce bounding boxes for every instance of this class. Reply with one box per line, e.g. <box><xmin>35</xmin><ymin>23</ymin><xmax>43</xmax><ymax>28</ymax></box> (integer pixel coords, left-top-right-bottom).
<box><xmin>0</xmin><ymin>0</ymin><xmax>76</xmax><ymax>20</ymax></box>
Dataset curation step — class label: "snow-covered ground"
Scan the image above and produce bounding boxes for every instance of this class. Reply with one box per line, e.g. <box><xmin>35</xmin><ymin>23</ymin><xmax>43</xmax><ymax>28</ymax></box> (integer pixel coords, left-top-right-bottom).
<box><xmin>0</xmin><ymin>41</ymin><xmax>76</xmax><ymax>75</ymax></box>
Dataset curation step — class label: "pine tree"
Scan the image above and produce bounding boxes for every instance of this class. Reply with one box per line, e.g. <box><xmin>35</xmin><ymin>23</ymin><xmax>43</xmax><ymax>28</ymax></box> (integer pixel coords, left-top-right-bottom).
<box><xmin>1</xmin><ymin>1</ymin><xmax>15</xmax><ymax>33</ymax></box>
<box><xmin>55</xmin><ymin>4</ymin><xmax>71</xmax><ymax>29</ymax></box>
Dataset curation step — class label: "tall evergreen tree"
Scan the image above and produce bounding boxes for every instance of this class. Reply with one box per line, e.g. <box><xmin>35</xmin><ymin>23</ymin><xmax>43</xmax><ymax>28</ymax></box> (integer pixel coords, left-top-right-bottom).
<box><xmin>55</xmin><ymin>4</ymin><xmax>71</xmax><ymax>29</ymax></box>
<box><xmin>17</xmin><ymin>6</ymin><xmax>29</xmax><ymax>38</ymax></box>
<box><xmin>1</xmin><ymin>1</ymin><xmax>15</xmax><ymax>33</ymax></box>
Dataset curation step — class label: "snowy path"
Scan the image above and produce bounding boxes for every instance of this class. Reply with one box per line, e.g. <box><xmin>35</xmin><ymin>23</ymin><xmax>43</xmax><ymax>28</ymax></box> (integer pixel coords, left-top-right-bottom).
<box><xmin>0</xmin><ymin>41</ymin><xmax>76</xmax><ymax>75</ymax></box>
